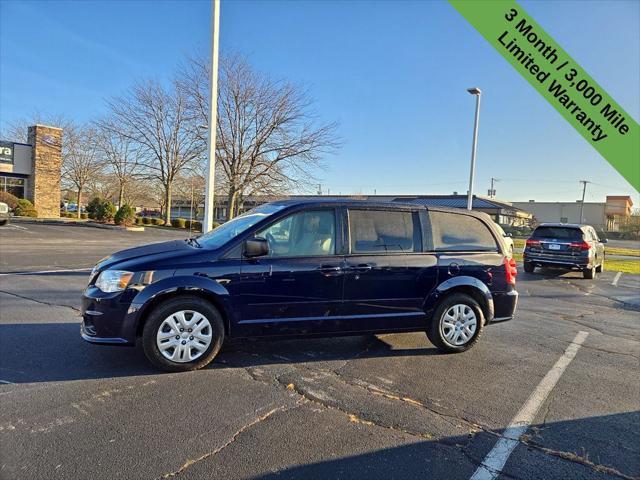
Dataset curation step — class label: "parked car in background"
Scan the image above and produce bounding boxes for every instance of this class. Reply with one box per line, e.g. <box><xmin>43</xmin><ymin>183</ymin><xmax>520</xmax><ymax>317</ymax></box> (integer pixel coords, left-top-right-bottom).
<box><xmin>494</xmin><ymin>223</ymin><xmax>514</xmax><ymax>257</ymax></box>
<box><xmin>0</xmin><ymin>202</ymin><xmax>9</xmax><ymax>226</ymax></box>
<box><xmin>523</xmin><ymin>223</ymin><xmax>606</xmax><ymax>279</ymax></box>
<box><xmin>81</xmin><ymin>199</ymin><xmax>518</xmax><ymax>372</ymax></box>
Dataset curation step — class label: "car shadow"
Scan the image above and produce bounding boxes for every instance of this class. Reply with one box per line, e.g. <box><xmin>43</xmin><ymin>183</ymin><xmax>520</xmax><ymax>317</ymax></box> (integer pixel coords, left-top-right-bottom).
<box><xmin>0</xmin><ymin>322</ymin><xmax>438</xmax><ymax>383</ymax></box>
<box><xmin>247</xmin><ymin>411</ymin><xmax>640</xmax><ymax>480</ymax></box>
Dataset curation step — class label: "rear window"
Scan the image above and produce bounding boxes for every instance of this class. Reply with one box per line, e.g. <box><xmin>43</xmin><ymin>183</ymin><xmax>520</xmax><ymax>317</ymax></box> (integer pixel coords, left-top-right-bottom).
<box><xmin>532</xmin><ymin>227</ymin><xmax>583</xmax><ymax>240</ymax></box>
<box><xmin>349</xmin><ymin>209</ymin><xmax>417</xmax><ymax>253</ymax></box>
<box><xmin>428</xmin><ymin>211</ymin><xmax>498</xmax><ymax>251</ymax></box>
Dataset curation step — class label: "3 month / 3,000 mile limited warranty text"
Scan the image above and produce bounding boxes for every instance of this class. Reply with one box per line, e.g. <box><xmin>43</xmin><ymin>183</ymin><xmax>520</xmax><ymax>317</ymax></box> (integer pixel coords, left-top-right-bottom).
<box><xmin>498</xmin><ymin>7</ymin><xmax>631</xmax><ymax>144</ymax></box>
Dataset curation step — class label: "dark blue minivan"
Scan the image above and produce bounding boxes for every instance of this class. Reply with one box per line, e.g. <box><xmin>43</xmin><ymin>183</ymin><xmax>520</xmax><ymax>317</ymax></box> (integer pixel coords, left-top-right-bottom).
<box><xmin>81</xmin><ymin>200</ymin><xmax>518</xmax><ymax>371</ymax></box>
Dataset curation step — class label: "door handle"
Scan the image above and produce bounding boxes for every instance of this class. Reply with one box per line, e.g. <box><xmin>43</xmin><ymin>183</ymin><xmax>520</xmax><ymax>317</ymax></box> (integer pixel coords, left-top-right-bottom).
<box><xmin>318</xmin><ymin>265</ymin><xmax>343</xmax><ymax>276</ymax></box>
<box><xmin>348</xmin><ymin>264</ymin><xmax>373</xmax><ymax>272</ymax></box>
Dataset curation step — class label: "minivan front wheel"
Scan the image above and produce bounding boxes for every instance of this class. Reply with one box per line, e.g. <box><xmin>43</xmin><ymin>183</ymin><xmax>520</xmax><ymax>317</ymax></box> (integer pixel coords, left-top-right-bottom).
<box><xmin>142</xmin><ymin>296</ymin><xmax>224</xmax><ymax>372</ymax></box>
<box><xmin>427</xmin><ymin>293</ymin><xmax>484</xmax><ymax>353</ymax></box>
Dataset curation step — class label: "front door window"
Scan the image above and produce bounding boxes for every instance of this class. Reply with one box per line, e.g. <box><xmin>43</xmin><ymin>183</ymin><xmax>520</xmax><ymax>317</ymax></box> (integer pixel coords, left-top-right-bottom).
<box><xmin>258</xmin><ymin>209</ymin><xmax>336</xmax><ymax>257</ymax></box>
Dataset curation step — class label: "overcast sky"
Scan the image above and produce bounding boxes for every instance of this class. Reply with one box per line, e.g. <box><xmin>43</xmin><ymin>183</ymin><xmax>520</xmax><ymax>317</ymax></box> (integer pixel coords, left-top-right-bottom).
<box><xmin>1</xmin><ymin>0</ymin><xmax>638</xmax><ymax>204</ymax></box>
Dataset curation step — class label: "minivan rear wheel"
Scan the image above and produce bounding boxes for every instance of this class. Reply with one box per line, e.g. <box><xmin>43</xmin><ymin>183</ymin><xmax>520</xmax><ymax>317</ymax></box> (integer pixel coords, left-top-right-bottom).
<box><xmin>427</xmin><ymin>293</ymin><xmax>484</xmax><ymax>353</ymax></box>
<box><xmin>142</xmin><ymin>296</ymin><xmax>224</xmax><ymax>372</ymax></box>
<box><xmin>523</xmin><ymin>261</ymin><xmax>535</xmax><ymax>273</ymax></box>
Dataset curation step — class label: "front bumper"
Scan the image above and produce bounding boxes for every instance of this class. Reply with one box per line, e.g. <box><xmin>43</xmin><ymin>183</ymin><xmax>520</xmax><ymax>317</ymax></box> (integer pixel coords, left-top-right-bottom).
<box><xmin>80</xmin><ymin>286</ymin><xmax>141</xmax><ymax>345</ymax></box>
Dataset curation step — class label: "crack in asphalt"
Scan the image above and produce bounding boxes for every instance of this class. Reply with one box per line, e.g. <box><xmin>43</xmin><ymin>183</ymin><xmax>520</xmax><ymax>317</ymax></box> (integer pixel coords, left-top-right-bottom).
<box><xmin>0</xmin><ymin>289</ymin><xmax>80</xmax><ymax>313</ymax></box>
<box><xmin>519</xmin><ymin>436</ymin><xmax>640</xmax><ymax>480</ymax></box>
<box><xmin>226</xmin><ymin>349</ymin><xmax>636</xmax><ymax>480</ymax></box>
<box><xmin>159</xmin><ymin>404</ymin><xmax>298</xmax><ymax>479</ymax></box>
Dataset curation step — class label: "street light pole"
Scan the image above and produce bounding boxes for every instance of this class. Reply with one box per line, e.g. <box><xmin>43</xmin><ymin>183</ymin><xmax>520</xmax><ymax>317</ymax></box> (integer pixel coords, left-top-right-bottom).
<box><xmin>466</xmin><ymin>87</ymin><xmax>482</xmax><ymax>211</ymax></box>
<box><xmin>203</xmin><ymin>0</ymin><xmax>221</xmax><ymax>233</ymax></box>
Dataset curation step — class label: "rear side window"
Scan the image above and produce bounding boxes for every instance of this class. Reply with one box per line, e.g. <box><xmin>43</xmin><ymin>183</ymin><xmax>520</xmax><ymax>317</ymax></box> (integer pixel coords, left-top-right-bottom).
<box><xmin>349</xmin><ymin>209</ymin><xmax>417</xmax><ymax>253</ymax></box>
<box><xmin>533</xmin><ymin>227</ymin><xmax>583</xmax><ymax>240</ymax></box>
<box><xmin>428</xmin><ymin>211</ymin><xmax>498</xmax><ymax>251</ymax></box>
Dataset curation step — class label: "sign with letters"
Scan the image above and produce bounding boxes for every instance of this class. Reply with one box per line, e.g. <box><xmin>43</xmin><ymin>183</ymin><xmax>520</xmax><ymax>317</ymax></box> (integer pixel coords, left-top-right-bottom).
<box><xmin>449</xmin><ymin>0</ymin><xmax>639</xmax><ymax>192</ymax></box>
<box><xmin>0</xmin><ymin>141</ymin><xmax>14</xmax><ymax>164</ymax></box>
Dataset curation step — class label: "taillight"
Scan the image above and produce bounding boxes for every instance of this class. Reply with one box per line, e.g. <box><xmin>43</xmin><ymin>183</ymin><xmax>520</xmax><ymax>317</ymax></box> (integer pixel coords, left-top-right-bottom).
<box><xmin>526</xmin><ymin>239</ymin><xmax>540</xmax><ymax>248</ymax></box>
<box><xmin>505</xmin><ymin>257</ymin><xmax>517</xmax><ymax>285</ymax></box>
<box><xmin>569</xmin><ymin>241</ymin><xmax>590</xmax><ymax>251</ymax></box>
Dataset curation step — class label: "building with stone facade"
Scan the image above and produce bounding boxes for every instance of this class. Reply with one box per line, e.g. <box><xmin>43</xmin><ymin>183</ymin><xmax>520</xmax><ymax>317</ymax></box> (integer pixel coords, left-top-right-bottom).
<box><xmin>0</xmin><ymin>125</ymin><xmax>62</xmax><ymax>218</ymax></box>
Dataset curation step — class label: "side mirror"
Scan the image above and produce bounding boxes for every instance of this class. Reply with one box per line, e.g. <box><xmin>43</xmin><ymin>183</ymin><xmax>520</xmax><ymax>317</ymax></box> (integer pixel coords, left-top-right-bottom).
<box><xmin>244</xmin><ymin>237</ymin><xmax>269</xmax><ymax>258</ymax></box>
<box><xmin>600</xmin><ymin>238</ymin><xmax>608</xmax><ymax>244</ymax></box>
<box><xmin>505</xmin><ymin>232</ymin><xmax>513</xmax><ymax>238</ymax></box>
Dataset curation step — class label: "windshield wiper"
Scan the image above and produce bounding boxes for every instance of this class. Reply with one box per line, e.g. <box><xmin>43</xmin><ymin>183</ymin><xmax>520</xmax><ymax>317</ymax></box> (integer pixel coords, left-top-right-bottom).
<box><xmin>186</xmin><ymin>237</ymin><xmax>202</xmax><ymax>248</ymax></box>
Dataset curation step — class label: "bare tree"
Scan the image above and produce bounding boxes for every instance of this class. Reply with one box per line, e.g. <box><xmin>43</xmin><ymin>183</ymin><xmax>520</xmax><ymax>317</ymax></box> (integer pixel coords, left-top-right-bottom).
<box><xmin>179</xmin><ymin>54</ymin><xmax>339</xmax><ymax>220</ymax></box>
<box><xmin>61</xmin><ymin>126</ymin><xmax>105</xmax><ymax>218</ymax></box>
<box><xmin>85</xmin><ymin>172</ymin><xmax>119</xmax><ymax>203</ymax></box>
<box><xmin>94</xmin><ymin>125</ymin><xmax>145</xmax><ymax>207</ymax></box>
<box><xmin>99</xmin><ymin>80</ymin><xmax>203</xmax><ymax>223</ymax></box>
<box><xmin>0</xmin><ymin>113</ymin><xmax>73</xmax><ymax>144</ymax></box>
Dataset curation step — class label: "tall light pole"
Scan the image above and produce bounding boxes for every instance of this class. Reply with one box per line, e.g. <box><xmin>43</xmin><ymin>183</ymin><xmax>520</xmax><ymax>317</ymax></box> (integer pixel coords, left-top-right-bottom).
<box><xmin>466</xmin><ymin>87</ymin><xmax>482</xmax><ymax>210</ymax></box>
<box><xmin>203</xmin><ymin>0</ymin><xmax>221</xmax><ymax>233</ymax></box>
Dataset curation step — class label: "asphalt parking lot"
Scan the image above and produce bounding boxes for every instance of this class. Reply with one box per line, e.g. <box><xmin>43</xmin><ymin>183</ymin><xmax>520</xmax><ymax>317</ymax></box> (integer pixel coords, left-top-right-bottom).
<box><xmin>1</xmin><ymin>222</ymin><xmax>638</xmax><ymax>480</ymax></box>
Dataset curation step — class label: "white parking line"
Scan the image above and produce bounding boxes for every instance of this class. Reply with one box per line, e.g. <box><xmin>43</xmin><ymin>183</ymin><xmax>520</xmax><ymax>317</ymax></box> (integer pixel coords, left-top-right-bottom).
<box><xmin>469</xmin><ymin>331</ymin><xmax>589</xmax><ymax>480</ymax></box>
<box><xmin>611</xmin><ymin>272</ymin><xmax>622</xmax><ymax>287</ymax></box>
<box><xmin>0</xmin><ymin>268</ymin><xmax>91</xmax><ymax>277</ymax></box>
<box><xmin>2</xmin><ymin>224</ymin><xmax>28</xmax><ymax>231</ymax></box>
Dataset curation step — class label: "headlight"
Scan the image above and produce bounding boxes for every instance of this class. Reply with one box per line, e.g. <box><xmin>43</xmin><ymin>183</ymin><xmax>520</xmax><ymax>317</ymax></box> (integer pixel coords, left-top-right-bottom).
<box><xmin>95</xmin><ymin>270</ymin><xmax>133</xmax><ymax>293</ymax></box>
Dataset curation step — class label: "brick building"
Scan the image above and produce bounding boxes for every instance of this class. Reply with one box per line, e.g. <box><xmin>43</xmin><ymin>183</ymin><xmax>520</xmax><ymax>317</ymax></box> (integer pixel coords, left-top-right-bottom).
<box><xmin>0</xmin><ymin>125</ymin><xmax>63</xmax><ymax>218</ymax></box>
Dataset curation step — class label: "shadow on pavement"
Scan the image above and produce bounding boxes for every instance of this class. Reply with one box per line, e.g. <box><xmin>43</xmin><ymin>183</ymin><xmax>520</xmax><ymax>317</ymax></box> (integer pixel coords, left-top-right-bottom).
<box><xmin>0</xmin><ymin>323</ymin><xmax>437</xmax><ymax>383</ymax></box>
<box><xmin>248</xmin><ymin>411</ymin><xmax>640</xmax><ymax>480</ymax></box>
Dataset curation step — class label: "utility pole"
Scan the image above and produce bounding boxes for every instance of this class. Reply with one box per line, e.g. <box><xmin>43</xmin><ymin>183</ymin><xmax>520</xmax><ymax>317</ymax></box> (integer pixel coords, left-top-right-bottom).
<box><xmin>466</xmin><ymin>87</ymin><xmax>482</xmax><ymax>210</ymax></box>
<box><xmin>578</xmin><ymin>180</ymin><xmax>589</xmax><ymax>223</ymax></box>
<box><xmin>203</xmin><ymin>0</ymin><xmax>221</xmax><ymax>233</ymax></box>
<box><xmin>488</xmin><ymin>177</ymin><xmax>499</xmax><ymax>198</ymax></box>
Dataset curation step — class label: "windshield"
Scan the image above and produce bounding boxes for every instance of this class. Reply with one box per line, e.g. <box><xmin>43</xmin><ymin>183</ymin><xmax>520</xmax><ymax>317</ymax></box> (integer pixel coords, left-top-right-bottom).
<box><xmin>197</xmin><ymin>203</ymin><xmax>286</xmax><ymax>249</ymax></box>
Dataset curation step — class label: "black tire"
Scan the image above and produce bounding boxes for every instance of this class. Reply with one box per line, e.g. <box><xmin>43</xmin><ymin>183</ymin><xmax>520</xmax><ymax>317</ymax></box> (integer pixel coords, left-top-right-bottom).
<box><xmin>595</xmin><ymin>258</ymin><xmax>604</xmax><ymax>273</ymax></box>
<box><xmin>426</xmin><ymin>293</ymin><xmax>484</xmax><ymax>353</ymax></box>
<box><xmin>142</xmin><ymin>296</ymin><xmax>224</xmax><ymax>372</ymax></box>
<box><xmin>583</xmin><ymin>265</ymin><xmax>595</xmax><ymax>280</ymax></box>
<box><xmin>523</xmin><ymin>261</ymin><xmax>535</xmax><ymax>273</ymax></box>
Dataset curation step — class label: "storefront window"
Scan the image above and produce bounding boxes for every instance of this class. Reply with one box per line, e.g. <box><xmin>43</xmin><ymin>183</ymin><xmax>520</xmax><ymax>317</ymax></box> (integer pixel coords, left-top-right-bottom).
<box><xmin>0</xmin><ymin>176</ymin><xmax>25</xmax><ymax>198</ymax></box>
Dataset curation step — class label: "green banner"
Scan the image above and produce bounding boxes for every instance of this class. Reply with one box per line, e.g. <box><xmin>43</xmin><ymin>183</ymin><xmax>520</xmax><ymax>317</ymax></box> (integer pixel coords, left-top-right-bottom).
<box><xmin>449</xmin><ymin>0</ymin><xmax>639</xmax><ymax>192</ymax></box>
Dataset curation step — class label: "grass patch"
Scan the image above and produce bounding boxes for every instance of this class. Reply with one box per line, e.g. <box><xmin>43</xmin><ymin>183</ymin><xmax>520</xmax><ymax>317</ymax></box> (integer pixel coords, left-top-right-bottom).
<box><xmin>605</xmin><ymin>259</ymin><xmax>640</xmax><ymax>275</ymax></box>
<box><xmin>605</xmin><ymin>247</ymin><xmax>640</xmax><ymax>257</ymax></box>
<box><xmin>513</xmin><ymin>238</ymin><xmax>526</xmax><ymax>249</ymax></box>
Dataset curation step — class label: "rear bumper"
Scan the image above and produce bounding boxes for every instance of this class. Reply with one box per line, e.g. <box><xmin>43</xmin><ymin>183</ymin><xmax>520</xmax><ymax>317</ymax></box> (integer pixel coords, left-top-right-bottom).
<box><xmin>523</xmin><ymin>252</ymin><xmax>592</xmax><ymax>270</ymax></box>
<box><xmin>489</xmin><ymin>289</ymin><xmax>518</xmax><ymax>323</ymax></box>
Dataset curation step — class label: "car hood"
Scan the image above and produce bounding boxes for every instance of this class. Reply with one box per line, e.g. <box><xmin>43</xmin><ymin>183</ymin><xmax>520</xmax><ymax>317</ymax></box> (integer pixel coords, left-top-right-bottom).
<box><xmin>96</xmin><ymin>240</ymin><xmax>195</xmax><ymax>272</ymax></box>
